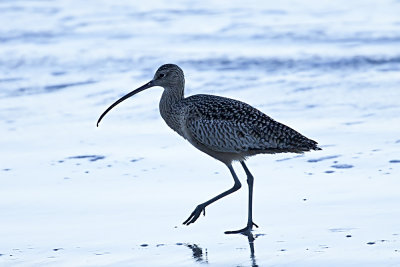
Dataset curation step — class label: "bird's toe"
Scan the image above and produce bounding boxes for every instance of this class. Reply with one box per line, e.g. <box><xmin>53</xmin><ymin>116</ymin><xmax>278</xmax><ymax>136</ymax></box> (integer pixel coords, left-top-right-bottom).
<box><xmin>224</xmin><ymin>221</ymin><xmax>258</xmax><ymax>235</ymax></box>
<box><xmin>182</xmin><ymin>204</ymin><xmax>206</xmax><ymax>225</ymax></box>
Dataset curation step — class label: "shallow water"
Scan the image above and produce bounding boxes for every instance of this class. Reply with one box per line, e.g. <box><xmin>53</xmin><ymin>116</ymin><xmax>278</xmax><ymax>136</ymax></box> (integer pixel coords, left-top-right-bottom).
<box><xmin>1</xmin><ymin>0</ymin><xmax>400</xmax><ymax>266</ymax></box>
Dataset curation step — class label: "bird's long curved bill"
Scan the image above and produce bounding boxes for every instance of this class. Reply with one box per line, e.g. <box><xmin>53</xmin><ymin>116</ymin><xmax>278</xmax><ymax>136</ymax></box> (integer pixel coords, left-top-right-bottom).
<box><xmin>97</xmin><ymin>80</ymin><xmax>153</xmax><ymax>127</ymax></box>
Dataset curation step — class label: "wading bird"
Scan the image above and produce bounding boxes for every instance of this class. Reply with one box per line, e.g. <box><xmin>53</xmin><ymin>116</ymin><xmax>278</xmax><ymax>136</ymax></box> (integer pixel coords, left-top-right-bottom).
<box><xmin>97</xmin><ymin>64</ymin><xmax>321</xmax><ymax>234</ymax></box>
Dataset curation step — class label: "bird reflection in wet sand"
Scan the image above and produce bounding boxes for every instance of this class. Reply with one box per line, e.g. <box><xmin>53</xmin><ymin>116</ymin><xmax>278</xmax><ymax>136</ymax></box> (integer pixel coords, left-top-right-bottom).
<box><xmin>184</xmin><ymin>232</ymin><xmax>261</xmax><ymax>267</ymax></box>
<box><xmin>97</xmin><ymin>64</ymin><xmax>320</xmax><ymax>234</ymax></box>
<box><xmin>246</xmin><ymin>232</ymin><xmax>262</xmax><ymax>267</ymax></box>
<box><xmin>185</xmin><ymin>243</ymin><xmax>208</xmax><ymax>264</ymax></box>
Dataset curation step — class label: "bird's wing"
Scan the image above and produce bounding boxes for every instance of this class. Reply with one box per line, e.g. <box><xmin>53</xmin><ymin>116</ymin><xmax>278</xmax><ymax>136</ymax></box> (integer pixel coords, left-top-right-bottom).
<box><xmin>184</xmin><ymin>94</ymin><xmax>318</xmax><ymax>153</ymax></box>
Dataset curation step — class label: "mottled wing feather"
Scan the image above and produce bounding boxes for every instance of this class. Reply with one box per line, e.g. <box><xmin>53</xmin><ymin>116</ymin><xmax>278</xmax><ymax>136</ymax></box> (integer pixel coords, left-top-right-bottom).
<box><xmin>187</xmin><ymin>118</ymin><xmax>264</xmax><ymax>153</ymax></box>
<box><xmin>184</xmin><ymin>94</ymin><xmax>318</xmax><ymax>153</ymax></box>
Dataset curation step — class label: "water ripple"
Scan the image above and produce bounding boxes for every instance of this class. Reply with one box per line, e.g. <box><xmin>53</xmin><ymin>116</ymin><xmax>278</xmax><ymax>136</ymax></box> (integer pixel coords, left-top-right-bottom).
<box><xmin>183</xmin><ymin>55</ymin><xmax>400</xmax><ymax>72</ymax></box>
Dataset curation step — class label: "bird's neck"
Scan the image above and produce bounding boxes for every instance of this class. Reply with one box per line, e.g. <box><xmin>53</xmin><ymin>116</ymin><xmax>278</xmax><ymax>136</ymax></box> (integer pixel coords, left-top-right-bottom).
<box><xmin>159</xmin><ymin>86</ymin><xmax>185</xmax><ymax>134</ymax></box>
<box><xmin>160</xmin><ymin>85</ymin><xmax>184</xmax><ymax>108</ymax></box>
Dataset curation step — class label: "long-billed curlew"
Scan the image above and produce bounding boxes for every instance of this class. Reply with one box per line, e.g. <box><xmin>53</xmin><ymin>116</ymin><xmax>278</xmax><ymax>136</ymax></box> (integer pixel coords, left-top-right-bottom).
<box><xmin>97</xmin><ymin>64</ymin><xmax>321</xmax><ymax>234</ymax></box>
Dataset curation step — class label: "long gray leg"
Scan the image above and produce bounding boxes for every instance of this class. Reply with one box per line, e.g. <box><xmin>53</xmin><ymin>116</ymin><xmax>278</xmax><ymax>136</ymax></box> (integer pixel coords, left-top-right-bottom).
<box><xmin>242</xmin><ymin>161</ymin><xmax>256</xmax><ymax>228</ymax></box>
<box><xmin>183</xmin><ymin>164</ymin><xmax>242</xmax><ymax>225</ymax></box>
<box><xmin>225</xmin><ymin>161</ymin><xmax>258</xmax><ymax>234</ymax></box>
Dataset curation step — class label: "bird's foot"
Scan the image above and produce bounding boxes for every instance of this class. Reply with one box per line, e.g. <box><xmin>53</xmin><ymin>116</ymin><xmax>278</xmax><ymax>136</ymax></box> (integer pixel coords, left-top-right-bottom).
<box><xmin>183</xmin><ymin>204</ymin><xmax>206</xmax><ymax>225</ymax></box>
<box><xmin>224</xmin><ymin>222</ymin><xmax>259</xmax><ymax>235</ymax></box>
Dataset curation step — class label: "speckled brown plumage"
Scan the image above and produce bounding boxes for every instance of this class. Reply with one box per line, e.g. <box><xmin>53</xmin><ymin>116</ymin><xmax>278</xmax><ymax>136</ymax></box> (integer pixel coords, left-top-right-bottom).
<box><xmin>182</xmin><ymin>94</ymin><xmax>319</xmax><ymax>154</ymax></box>
<box><xmin>155</xmin><ymin>64</ymin><xmax>320</xmax><ymax>164</ymax></box>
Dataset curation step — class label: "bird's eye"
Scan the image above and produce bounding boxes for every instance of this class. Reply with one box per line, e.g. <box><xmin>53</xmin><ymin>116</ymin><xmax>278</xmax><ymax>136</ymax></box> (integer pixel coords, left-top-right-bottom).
<box><xmin>159</xmin><ymin>73</ymin><xmax>165</xmax><ymax>78</ymax></box>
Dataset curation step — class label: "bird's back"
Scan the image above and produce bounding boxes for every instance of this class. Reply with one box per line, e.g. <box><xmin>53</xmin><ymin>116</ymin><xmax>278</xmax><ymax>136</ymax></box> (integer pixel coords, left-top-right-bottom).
<box><xmin>177</xmin><ymin>94</ymin><xmax>320</xmax><ymax>157</ymax></box>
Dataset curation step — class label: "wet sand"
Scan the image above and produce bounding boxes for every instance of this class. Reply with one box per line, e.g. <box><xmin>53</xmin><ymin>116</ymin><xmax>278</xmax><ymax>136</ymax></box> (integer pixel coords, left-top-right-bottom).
<box><xmin>1</xmin><ymin>0</ymin><xmax>400</xmax><ymax>266</ymax></box>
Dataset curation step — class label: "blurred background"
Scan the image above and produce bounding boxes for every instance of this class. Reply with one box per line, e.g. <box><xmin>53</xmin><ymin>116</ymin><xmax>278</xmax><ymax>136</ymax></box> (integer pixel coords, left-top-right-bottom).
<box><xmin>1</xmin><ymin>0</ymin><xmax>399</xmax><ymax>266</ymax></box>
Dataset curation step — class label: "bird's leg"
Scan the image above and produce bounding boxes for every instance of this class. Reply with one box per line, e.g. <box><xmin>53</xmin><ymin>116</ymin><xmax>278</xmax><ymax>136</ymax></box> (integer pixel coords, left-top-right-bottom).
<box><xmin>241</xmin><ymin>161</ymin><xmax>258</xmax><ymax>229</ymax></box>
<box><xmin>183</xmin><ymin>164</ymin><xmax>242</xmax><ymax>226</ymax></box>
<box><xmin>225</xmin><ymin>161</ymin><xmax>258</xmax><ymax>235</ymax></box>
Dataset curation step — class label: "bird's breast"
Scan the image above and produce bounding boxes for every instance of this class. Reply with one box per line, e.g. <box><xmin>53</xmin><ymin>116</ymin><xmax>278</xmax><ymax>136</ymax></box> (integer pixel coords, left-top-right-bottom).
<box><xmin>159</xmin><ymin>103</ymin><xmax>187</xmax><ymax>138</ymax></box>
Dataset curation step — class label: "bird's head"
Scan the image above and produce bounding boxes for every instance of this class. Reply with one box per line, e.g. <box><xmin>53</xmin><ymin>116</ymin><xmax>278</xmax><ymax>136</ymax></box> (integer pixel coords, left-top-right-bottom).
<box><xmin>152</xmin><ymin>64</ymin><xmax>184</xmax><ymax>89</ymax></box>
<box><xmin>96</xmin><ymin>64</ymin><xmax>184</xmax><ymax>127</ymax></box>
